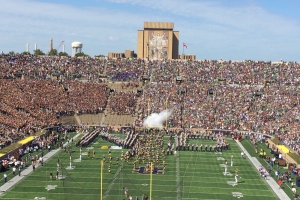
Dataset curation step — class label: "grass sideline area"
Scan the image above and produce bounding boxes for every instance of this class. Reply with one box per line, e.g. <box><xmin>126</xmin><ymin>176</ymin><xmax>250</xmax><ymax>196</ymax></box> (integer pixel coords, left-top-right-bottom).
<box><xmin>241</xmin><ymin>139</ymin><xmax>296</xmax><ymax>199</ymax></box>
<box><xmin>0</xmin><ymin>133</ymin><xmax>280</xmax><ymax>200</ymax></box>
<box><xmin>0</xmin><ymin>129</ymin><xmax>47</xmax><ymax>154</ymax></box>
<box><xmin>0</xmin><ymin>132</ymin><xmax>78</xmax><ymax>189</ymax></box>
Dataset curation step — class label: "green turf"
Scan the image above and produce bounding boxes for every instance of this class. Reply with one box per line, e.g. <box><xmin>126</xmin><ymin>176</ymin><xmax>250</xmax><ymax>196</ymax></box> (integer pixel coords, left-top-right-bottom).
<box><xmin>0</xmin><ymin>134</ymin><xmax>281</xmax><ymax>200</ymax></box>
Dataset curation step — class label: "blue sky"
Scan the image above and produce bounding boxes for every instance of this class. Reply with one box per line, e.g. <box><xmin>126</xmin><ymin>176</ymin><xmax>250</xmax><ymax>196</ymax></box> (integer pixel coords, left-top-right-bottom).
<box><xmin>1</xmin><ymin>0</ymin><xmax>300</xmax><ymax>61</ymax></box>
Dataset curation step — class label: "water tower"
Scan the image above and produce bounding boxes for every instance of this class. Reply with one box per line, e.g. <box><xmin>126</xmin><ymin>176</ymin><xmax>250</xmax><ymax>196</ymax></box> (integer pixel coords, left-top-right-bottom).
<box><xmin>71</xmin><ymin>41</ymin><xmax>83</xmax><ymax>57</ymax></box>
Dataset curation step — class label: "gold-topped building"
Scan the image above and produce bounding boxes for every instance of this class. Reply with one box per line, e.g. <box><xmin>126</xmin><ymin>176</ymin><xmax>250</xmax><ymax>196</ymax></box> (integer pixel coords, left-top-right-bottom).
<box><xmin>137</xmin><ymin>22</ymin><xmax>179</xmax><ymax>60</ymax></box>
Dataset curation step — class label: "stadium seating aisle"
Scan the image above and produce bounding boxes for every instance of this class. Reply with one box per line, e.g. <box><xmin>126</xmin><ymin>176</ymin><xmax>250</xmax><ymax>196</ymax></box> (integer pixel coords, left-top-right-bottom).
<box><xmin>235</xmin><ymin>140</ymin><xmax>291</xmax><ymax>200</ymax></box>
<box><xmin>0</xmin><ymin>133</ymin><xmax>81</xmax><ymax>196</ymax></box>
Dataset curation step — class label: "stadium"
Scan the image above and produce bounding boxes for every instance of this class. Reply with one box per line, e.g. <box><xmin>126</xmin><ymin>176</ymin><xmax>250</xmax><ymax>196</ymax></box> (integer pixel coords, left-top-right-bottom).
<box><xmin>0</xmin><ymin>9</ymin><xmax>300</xmax><ymax>199</ymax></box>
<box><xmin>0</xmin><ymin>50</ymin><xmax>299</xmax><ymax>200</ymax></box>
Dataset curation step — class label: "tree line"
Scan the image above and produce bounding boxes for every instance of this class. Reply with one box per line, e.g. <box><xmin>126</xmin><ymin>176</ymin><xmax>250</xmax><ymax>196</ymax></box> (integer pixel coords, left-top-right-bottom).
<box><xmin>7</xmin><ymin>50</ymin><xmax>106</xmax><ymax>57</ymax></box>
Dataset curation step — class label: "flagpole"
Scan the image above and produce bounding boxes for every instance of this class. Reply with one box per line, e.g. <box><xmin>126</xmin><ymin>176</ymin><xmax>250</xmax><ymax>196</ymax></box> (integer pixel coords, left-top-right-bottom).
<box><xmin>100</xmin><ymin>160</ymin><xmax>103</xmax><ymax>200</ymax></box>
<box><xmin>182</xmin><ymin>43</ymin><xmax>184</xmax><ymax>55</ymax></box>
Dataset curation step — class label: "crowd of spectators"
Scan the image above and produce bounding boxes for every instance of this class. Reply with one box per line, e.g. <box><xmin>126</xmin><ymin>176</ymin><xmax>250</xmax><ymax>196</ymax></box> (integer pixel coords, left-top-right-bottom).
<box><xmin>105</xmin><ymin>59</ymin><xmax>145</xmax><ymax>82</ymax></box>
<box><xmin>0</xmin><ymin>77</ymin><xmax>110</xmax><ymax>148</ymax></box>
<box><xmin>67</xmin><ymin>81</ymin><xmax>108</xmax><ymax>115</ymax></box>
<box><xmin>1</xmin><ymin>53</ymin><xmax>300</xmax><ymax>154</ymax></box>
<box><xmin>0</xmin><ymin>54</ymin><xmax>105</xmax><ymax>80</ymax></box>
<box><xmin>107</xmin><ymin>91</ymin><xmax>137</xmax><ymax>115</ymax></box>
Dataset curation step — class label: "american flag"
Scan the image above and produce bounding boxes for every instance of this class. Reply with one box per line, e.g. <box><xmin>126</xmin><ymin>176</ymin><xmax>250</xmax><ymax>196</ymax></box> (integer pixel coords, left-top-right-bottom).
<box><xmin>183</xmin><ymin>42</ymin><xmax>188</xmax><ymax>48</ymax></box>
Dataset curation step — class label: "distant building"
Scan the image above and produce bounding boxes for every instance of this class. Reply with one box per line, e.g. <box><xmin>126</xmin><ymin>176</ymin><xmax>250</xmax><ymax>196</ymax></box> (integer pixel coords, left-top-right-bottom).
<box><xmin>108</xmin><ymin>52</ymin><xmax>124</xmax><ymax>59</ymax></box>
<box><xmin>179</xmin><ymin>54</ymin><xmax>196</xmax><ymax>61</ymax></box>
<box><xmin>125</xmin><ymin>50</ymin><xmax>134</xmax><ymax>58</ymax></box>
<box><xmin>137</xmin><ymin>22</ymin><xmax>179</xmax><ymax>60</ymax></box>
<box><xmin>108</xmin><ymin>50</ymin><xmax>135</xmax><ymax>59</ymax></box>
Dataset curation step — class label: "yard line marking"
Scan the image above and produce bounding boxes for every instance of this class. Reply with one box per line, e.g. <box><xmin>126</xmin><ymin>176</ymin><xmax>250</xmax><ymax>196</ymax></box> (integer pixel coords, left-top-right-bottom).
<box><xmin>186</xmin><ymin>148</ymin><xmax>199</xmax><ymax>200</ymax></box>
<box><xmin>13</xmin><ymin>182</ymin><xmax>269</xmax><ymax>188</ymax></box>
<box><xmin>103</xmin><ymin>160</ymin><xmax>124</xmax><ymax>199</ymax></box>
<box><xmin>5</xmin><ymin>190</ymin><xmax>276</xmax><ymax>198</ymax></box>
<box><xmin>175</xmin><ymin>150</ymin><xmax>180</xmax><ymax>200</ymax></box>
<box><xmin>33</xmin><ymin>169</ymin><xmax>273</xmax><ymax>178</ymax></box>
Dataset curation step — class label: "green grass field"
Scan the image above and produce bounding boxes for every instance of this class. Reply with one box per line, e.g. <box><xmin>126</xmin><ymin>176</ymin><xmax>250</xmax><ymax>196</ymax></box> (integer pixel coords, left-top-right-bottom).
<box><xmin>0</xmin><ymin>133</ymin><xmax>282</xmax><ymax>200</ymax></box>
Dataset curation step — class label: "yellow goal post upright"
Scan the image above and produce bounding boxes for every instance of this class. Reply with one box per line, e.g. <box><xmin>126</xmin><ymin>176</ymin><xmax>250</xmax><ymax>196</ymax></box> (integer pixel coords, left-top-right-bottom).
<box><xmin>150</xmin><ymin>162</ymin><xmax>153</xmax><ymax>200</ymax></box>
<box><xmin>100</xmin><ymin>160</ymin><xmax>103</xmax><ymax>200</ymax></box>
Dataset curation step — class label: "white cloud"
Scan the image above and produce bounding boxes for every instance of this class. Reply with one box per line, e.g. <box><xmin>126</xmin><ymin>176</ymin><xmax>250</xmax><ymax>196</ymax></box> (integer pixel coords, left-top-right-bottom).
<box><xmin>0</xmin><ymin>0</ymin><xmax>149</xmax><ymax>55</ymax></box>
<box><xmin>107</xmin><ymin>0</ymin><xmax>300</xmax><ymax>34</ymax></box>
<box><xmin>106</xmin><ymin>0</ymin><xmax>300</xmax><ymax>60</ymax></box>
<box><xmin>109</xmin><ymin>36</ymin><xmax>118</xmax><ymax>41</ymax></box>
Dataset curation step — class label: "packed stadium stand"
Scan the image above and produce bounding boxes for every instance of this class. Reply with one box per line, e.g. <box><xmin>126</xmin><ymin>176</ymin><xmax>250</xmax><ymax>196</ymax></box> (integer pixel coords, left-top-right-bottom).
<box><xmin>0</xmin><ymin>54</ymin><xmax>300</xmax><ymax>156</ymax></box>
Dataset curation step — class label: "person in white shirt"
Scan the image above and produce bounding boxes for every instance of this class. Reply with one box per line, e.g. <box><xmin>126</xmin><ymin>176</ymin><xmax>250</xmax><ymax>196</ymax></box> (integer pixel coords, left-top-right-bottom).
<box><xmin>272</xmin><ymin>157</ymin><xmax>276</xmax><ymax>165</ymax></box>
<box><xmin>241</xmin><ymin>151</ymin><xmax>244</xmax><ymax>158</ymax></box>
<box><xmin>39</xmin><ymin>157</ymin><xmax>44</xmax><ymax>166</ymax></box>
<box><xmin>12</xmin><ymin>166</ymin><xmax>16</xmax><ymax>176</ymax></box>
<box><xmin>3</xmin><ymin>173</ymin><xmax>7</xmax><ymax>182</ymax></box>
<box><xmin>231</xmin><ymin>154</ymin><xmax>234</xmax><ymax>166</ymax></box>
<box><xmin>235</xmin><ymin>174</ymin><xmax>241</xmax><ymax>184</ymax></box>
<box><xmin>292</xmin><ymin>186</ymin><xmax>296</xmax><ymax>195</ymax></box>
<box><xmin>224</xmin><ymin>163</ymin><xmax>228</xmax><ymax>175</ymax></box>
<box><xmin>292</xmin><ymin>182</ymin><xmax>295</xmax><ymax>187</ymax></box>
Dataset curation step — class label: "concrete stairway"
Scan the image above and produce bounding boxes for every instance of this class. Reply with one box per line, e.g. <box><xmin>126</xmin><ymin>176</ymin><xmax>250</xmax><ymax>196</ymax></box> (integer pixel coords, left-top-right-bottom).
<box><xmin>59</xmin><ymin>115</ymin><xmax>78</xmax><ymax>125</ymax></box>
<box><xmin>102</xmin><ymin>113</ymin><xmax>135</xmax><ymax>127</ymax></box>
<box><xmin>77</xmin><ymin>113</ymin><xmax>104</xmax><ymax>126</ymax></box>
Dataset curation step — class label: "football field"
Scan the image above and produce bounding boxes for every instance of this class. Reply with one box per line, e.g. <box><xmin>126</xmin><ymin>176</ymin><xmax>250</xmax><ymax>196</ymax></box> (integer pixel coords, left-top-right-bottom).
<box><xmin>0</xmin><ymin>133</ymin><xmax>280</xmax><ymax>200</ymax></box>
